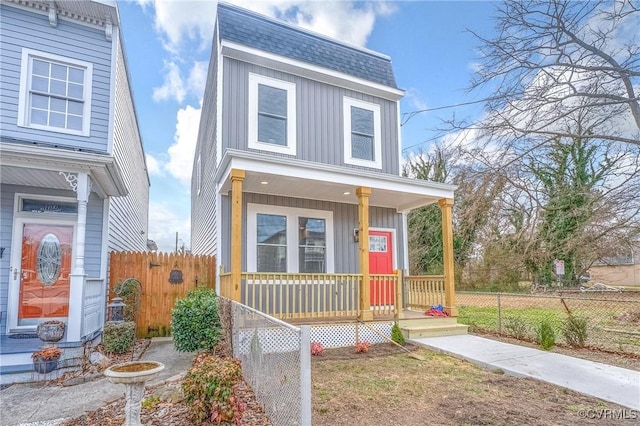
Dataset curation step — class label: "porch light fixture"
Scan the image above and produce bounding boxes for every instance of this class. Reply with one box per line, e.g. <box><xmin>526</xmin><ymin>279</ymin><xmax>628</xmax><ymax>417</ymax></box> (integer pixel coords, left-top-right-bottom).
<box><xmin>343</xmin><ymin>191</ymin><xmax>350</xmax><ymax>195</ymax></box>
<box><xmin>107</xmin><ymin>297</ymin><xmax>126</xmax><ymax>322</ymax></box>
<box><xmin>353</xmin><ymin>228</ymin><xmax>359</xmax><ymax>242</ymax></box>
<box><xmin>260</xmin><ymin>181</ymin><xmax>268</xmax><ymax>185</ymax></box>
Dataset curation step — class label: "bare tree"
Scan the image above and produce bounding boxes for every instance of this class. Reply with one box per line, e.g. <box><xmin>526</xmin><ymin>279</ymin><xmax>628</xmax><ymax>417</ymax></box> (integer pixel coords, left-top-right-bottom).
<box><xmin>471</xmin><ymin>0</ymin><xmax>640</xmax><ymax>147</ymax></box>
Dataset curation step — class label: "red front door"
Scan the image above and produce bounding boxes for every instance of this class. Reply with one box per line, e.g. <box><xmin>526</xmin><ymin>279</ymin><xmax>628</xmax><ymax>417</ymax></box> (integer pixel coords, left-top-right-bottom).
<box><xmin>369</xmin><ymin>230</ymin><xmax>394</xmax><ymax>305</ymax></box>
<box><xmin>18</xmin><ymin>223</ymin><xmax>73</xmax><ymax>324</ymax></box>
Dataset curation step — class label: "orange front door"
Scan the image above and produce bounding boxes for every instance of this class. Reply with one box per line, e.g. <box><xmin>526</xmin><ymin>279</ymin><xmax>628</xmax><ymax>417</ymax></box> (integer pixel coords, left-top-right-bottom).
<box><xmin>369</xmin><ymin>230</ymin><xmax>394</xmax><ymax>305</ymax></box>
<box><xmin>18</xmin><ymin>223</ymin><xmax>73</xmax><ymax>324</ymax></box>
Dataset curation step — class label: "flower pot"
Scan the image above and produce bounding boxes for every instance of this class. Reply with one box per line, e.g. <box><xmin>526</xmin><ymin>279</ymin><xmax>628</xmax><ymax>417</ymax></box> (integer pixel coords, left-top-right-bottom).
<box><xmin>33</xmin><ymin>356</ymin><xmax>59</xmax><ymax>374</ymax></box>
<box><xmin>36</xmin><ymin>321</ymin><xmax>65</xmax><ymax>343</ymax></box>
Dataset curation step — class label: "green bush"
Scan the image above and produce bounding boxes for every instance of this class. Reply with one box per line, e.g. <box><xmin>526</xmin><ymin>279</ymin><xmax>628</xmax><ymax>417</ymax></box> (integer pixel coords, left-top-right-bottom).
<box><xmin>562</xmin><ymin>315</ymin><xmax>588</xmax><ymax>348</ymax></box>
<box><xmin>182</xmin><ymin>353</ymin><xmax>245</xmax><ymax>424</ymax></box>
<box><xmin>391</xmin><ymin>323</ymin><xmax>405</xmax><ymax>345</ymax></box>
<box><xmin>113</xmin><ymin>277</ymin><xmax>142</xmax><ymax>322</ymax></box>
<box><xmin>536</xmin><ymin>320</ymin><xmax>556</xmax><ymax>350</ymax></box>
<box><xmin>503</xmin><ymin>316</ymin><xmax>529</xmax><ymax>340</ymax></box>
<box><xmin>102</xmin><ymin>321</ymin><xmax>136</xmax><ymax>354</ymax></box>
<box><xmin>171</xmin><ymin>287</ymin><xmax>221</xmax><ymax>352</ymax></box>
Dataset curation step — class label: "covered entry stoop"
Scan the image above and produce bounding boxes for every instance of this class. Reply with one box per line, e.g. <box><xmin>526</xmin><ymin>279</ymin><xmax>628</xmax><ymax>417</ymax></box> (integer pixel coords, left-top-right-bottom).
<box><xmin>397</xmin><ymin>313</ymin><xmax>468</xmax><ymax>339</ymax></box>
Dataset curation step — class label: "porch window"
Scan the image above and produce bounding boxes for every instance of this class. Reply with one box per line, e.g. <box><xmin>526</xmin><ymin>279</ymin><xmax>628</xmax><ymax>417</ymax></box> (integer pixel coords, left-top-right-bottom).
<box><xmin>257</xmin><ymin>214</ymin><xmax>287</xmax><ymax>272</ymax></box>
<box><xmin>248</xmin><ymin>73</ymin><xmax>296</xmax><ymax>156</ymax></box>
<box><xmin>18</xmin><ymin>49</ymin><xmax>93</xmax><ymax>136</ymax></box>
<box><xmin>343</xmin><ymin>97</ymin><xmax>382</xmax><ymax>169</ymax></box>
<box><xmin>298</xmin><ymin>217</ymin><xmax>326</xmax><ymax>273</ymax></box>
<box><xmin>248</xmin><ymin>204</ymin><xmax>334</xmax><ymax>273</ymax></box>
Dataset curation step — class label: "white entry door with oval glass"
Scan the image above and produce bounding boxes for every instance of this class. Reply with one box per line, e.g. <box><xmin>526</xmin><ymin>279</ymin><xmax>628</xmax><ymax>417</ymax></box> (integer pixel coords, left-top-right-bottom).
<box><xmin>8</xmin><ymin>219</ymin><xmax>75</xmax><ymax>330</ymax></box>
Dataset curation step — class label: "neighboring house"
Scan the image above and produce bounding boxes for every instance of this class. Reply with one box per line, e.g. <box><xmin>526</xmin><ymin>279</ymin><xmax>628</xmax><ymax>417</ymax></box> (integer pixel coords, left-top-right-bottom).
<box><xmin>191</xmin><ymin>3</ymin><xmax>465</xmax><ymax>337</ymax></box>
<box><xmin>0</xmin><ymin>0</ymin><xmax>149</xmax><ymax>373</ymax></box>
<box><xmin>589</xmin><ymin>244</ymin><xmax>639</xmax><ymax>288</ymax></box>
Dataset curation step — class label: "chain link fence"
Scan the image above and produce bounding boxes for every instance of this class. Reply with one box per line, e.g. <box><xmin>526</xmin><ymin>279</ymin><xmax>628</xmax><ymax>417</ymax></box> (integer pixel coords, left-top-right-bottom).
<box><xmin>457</xmin><ymin>291</ymin><xmax>640</xmax><ymax>356</ymax></box>
<box><xmin>219</xmin><ymin>297</ymin><xmax>312</xmax><ymax>426</ymax></box>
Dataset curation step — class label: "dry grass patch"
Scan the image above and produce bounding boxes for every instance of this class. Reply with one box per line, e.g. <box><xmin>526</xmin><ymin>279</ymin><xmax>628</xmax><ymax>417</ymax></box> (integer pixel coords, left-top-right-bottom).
<box><xmin>312</xmin><ymin>346</ymin><xmax>635</xmax><ymax>426</ymax></box>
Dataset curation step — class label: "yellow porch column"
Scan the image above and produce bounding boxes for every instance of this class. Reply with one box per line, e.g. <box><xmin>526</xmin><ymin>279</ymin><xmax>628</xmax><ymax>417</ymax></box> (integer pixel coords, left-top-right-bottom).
<box><xmin>439</xmin><ymin>198</ymin><xmax>458</xmax><ymax>317</ymax></box>
<box><xmin>357</xmin><ymin>187</ymin><xmax>373</xmax><ymax>321</ymax></box>
<box><xmin>230</xmin><ymin>169</ymin><xmax>245</xmax><ymax>302</ymax></box>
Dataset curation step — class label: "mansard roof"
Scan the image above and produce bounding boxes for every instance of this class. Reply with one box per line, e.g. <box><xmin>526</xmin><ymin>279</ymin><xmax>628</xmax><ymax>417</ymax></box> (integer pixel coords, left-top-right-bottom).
<box><xmin>217</xmin><ymin>3</ymin><xmax>398</xmax><ymax>88</ymax></box>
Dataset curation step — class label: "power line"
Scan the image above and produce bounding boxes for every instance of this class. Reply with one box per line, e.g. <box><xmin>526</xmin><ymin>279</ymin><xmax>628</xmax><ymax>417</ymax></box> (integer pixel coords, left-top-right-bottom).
<box><xmin>400</xmin><ymin>96</ymin><xmax>501</xmax><ymax>126</ymax></box>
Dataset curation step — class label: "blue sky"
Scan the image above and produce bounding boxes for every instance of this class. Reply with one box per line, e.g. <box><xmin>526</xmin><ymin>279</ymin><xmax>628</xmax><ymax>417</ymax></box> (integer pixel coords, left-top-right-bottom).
<box><xmin>117</xmin><ymin>0</ymin><xmax>498</xmax><ymax>252</ymax></box>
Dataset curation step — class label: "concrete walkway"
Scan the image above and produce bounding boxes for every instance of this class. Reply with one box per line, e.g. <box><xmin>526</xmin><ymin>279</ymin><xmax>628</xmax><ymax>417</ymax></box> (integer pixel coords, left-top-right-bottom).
<box><xmin>412</xmin><ymin>334</ymin><xmax>640</xmax><ymax>410</ymax></box>
<box><xmin>0</xmin><ymin>337</ymin><xmax>195</xmax><ymax>426</ymax></box>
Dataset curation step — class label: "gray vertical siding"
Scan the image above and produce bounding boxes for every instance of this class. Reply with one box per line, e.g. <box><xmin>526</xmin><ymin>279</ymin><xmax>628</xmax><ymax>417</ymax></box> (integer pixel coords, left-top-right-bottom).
<box><xmin>216</xmin><ymin>192</ymin><xmax>403</xmax><ymax>274</ymax></box>
<box><xmin>191</xmin><ymin>34</ymin><xmax>219</xmax><ymax>255</ymax></box>
<box><xmin>221</xmin><ymin>58</ymin><xmax>400</xmax><ymax>175</ymax></box>
<box><xmin>107</xmin><ymin>36</ymin><xmax>149</xmax><ymax>252</ymax></box>
<box><xmin>0</xmin><ymin>4</ymin><xmax>112</xmax><ymax>152</ymax></box>
<box><xmin>0</xmin><ymin>184</ymin><xmax>104</xmax><ymax>332</ymax></box>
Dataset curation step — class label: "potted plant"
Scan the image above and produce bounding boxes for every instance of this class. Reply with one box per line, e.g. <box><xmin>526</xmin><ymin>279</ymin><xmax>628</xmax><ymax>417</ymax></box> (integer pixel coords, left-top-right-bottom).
<box><xmin>36</xmin><ymin>320</ymin><xmax>65</xmax><ymax>343</ymax></box>
<box><xmin>32</xmin><ymin>347</ymin><xmax>62</xmax><ymax>374</ymax></box>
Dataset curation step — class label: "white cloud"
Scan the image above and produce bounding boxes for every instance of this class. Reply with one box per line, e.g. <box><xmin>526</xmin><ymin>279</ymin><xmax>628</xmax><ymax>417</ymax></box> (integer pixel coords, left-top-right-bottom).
<box><xmin>148</xmin><ymin>0</ymin><xmax>218</xmax><ymax>52</ymax></box>
<box><xmin>164</xmin><ymin>104</ymin><xmax>202</xmax><ymax>186</ymax></box>
<box><xmin>147</xmin><ymin>201</ymin><xmax>191</xmax><ymax>252</ymax></box>
<box><xmin>404</xmin><ymin>88</ymin><xmax>428</xmax><ymax>111</ymax></box>
<box><xmin>152</xmin><ymin>61</ymin><xmax>186</xmax><ymax>103</ymax></box>
<box><xmin>145</xmin><ymin>154</ymin><xmax>163</xmax><ymax>176</ymax></box>
<box><xmin>187</xmin><ymin>61</ymin><xmax>209</xmax><ymax>99</ymax></box>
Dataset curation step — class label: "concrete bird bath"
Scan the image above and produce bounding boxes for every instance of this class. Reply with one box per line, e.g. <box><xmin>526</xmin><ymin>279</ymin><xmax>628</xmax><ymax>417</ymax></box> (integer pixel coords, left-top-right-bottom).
<box><xmin>104</xmin><ymin>361</ymin><xmax>165</xmax><ymax>426</ymax></box>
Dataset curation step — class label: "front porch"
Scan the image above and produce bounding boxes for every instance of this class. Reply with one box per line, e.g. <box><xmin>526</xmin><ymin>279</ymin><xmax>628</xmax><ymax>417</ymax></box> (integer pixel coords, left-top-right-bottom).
<box><xmin>220</xmin><ymin>272</ymin><xmax>468</xmax><ymax>338</ymax></box>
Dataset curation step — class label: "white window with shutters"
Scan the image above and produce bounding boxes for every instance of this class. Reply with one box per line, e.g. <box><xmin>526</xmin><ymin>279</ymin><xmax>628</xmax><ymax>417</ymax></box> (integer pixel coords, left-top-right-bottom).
<box><xmin>248</xmin><ymin>73</ymin><xmax>296</xmax><ymax>156</ymax></box>
<box><xmin>17</xmin><ymin>49</ymin><xmax>93</xmax><ymax>136</ymax></box>
<box><xmin>343</xmin><ymin>97</ymin><xmax>382</xmax><ymax>169</ymax></box>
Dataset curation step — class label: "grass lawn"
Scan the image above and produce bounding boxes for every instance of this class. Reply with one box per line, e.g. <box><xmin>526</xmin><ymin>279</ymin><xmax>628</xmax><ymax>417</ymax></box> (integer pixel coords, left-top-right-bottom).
<box><xmin>312</xmin><ymin>345</ymin><xmax>635</xmax><ymax>425</ymax></box>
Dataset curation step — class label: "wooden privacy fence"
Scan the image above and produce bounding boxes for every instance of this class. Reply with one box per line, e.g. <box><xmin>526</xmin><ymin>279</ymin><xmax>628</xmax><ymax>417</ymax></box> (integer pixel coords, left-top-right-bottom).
<box><xmin>109</xmin><ymin>251</ymin><xmax>216</xmax><ymax>337</ymax></box>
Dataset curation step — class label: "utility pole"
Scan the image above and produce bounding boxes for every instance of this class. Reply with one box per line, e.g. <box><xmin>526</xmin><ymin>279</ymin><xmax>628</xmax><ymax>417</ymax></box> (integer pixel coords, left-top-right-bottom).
<box><xmin>175</xmin><ymin>231</ymin><xmax>178</xmax><ymax>253</ymax></box>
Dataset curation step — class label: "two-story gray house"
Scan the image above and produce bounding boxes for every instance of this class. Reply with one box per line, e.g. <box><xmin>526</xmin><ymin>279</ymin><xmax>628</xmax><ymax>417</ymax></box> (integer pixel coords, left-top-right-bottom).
<box><xmin>0</xmin><ymin>0</ymin><xmax>149</xmax><ymax>374</ymax></box>
<box><xmin>192</xmin><ymin>3</ymin><xmax>465</xmax><ymax>337</ymax></box>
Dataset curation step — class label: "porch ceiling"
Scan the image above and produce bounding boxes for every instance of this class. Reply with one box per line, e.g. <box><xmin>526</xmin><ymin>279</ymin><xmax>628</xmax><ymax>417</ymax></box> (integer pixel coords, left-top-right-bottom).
<box><xmin>0</xmin><ymin>142</ymin><xmax>127</xmax><ymax>197</ymax></box>
<box><xmin>217</xmin><ymin>150</ymin><xmax>457</xmax><ymax>211</ymax></box>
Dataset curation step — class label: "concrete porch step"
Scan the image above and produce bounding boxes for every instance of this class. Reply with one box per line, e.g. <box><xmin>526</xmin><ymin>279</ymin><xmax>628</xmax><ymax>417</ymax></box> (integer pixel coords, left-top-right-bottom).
<box><xmin>401</xmin><ymin>323</ymin><xmax>469</xmax><ymax>339</ymax></box>
<box><xmin>398</xmin><ymin>316</ymin><xmax>459</xmax><ymax>328</ymax></box>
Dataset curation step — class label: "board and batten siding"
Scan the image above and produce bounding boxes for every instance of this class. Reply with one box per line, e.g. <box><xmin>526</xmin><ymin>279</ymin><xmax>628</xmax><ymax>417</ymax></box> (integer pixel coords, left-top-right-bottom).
<box><xmin>107</xmin><ymin>38</ymin><xmax>149</xmax><ymax>252</ymax></box>
<box><xmin>191</xmin><ymin>37</ymin><xmax>220</xmax><ymax>255</ymax></box>
<box><xmin>0</xmin><ymin>4</ymin><xmax>111</xmax><ymax>152</ymax></box>
<box><xmin>0</xmin><ymin>184</ymin><xmax>104</xmax><ymax>332</ymax></box>
<box><xmin>218</xmin><ymin>192</ymin><xmax>405</xmax><ymax>274</ymax></box>
<box><xmin>221</xmin><ymin>57</ymin><xmax>400</xmax><ymax>175</ymax></box>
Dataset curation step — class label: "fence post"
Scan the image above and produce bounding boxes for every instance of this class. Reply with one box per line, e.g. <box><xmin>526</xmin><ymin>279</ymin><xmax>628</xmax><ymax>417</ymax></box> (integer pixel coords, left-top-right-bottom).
<box><xmin>497</xmin><ymin>293</ymin><xmax>502</xmax><ymax>334</ymax></box>
<box><xmin>300</xmin><ymin>325</ymin><xmax>312</xmax><ymax>426</ymax></box>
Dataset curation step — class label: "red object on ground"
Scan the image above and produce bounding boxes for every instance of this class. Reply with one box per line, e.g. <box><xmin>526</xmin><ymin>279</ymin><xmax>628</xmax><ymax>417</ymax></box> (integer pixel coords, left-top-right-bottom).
<box><xmin>425</xmin><ymin>309</ymin><xmax>449</xmax><ymax>317</ymax></box>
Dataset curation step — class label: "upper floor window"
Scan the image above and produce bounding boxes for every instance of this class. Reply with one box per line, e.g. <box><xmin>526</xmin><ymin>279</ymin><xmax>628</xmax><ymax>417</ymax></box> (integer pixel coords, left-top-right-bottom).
<box><xmin>248</xmin><ymin>73</ymin><xmax>296</xmax><ymax>156</ymax></box>
<box><xmin>343</xmin><ymin>97</ymin><xmax>382</xmax><ymax>169</ymax></box>
<box><xmin>18</xmin><ymin>49</ymin><xmax>93</xmax><ymax>137</ymax></box>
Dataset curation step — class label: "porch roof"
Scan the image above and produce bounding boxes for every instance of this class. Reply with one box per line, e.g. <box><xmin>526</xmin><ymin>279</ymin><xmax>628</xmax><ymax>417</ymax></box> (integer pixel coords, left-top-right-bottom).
<box><xmin>0</xmin><ymin>141</ymin><xmax>127</xmax><ymax>197</ymax></box>
<box><xmin>217</xmin><ymin>150</ymin><xmax>456</xmax><ymax>212</ymax></box>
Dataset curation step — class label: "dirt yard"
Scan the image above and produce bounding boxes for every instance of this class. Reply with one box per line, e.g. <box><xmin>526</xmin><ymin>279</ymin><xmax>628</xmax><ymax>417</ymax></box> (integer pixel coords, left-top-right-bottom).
<box><xmin>311</xmin><ymin>344</ymin><xmax>637</xmax><ymax>426</ymax></box>
<box><xmin>62</xmin><ymin>342</ymin><xmax>638</xmax><ymax>425</ymax></box>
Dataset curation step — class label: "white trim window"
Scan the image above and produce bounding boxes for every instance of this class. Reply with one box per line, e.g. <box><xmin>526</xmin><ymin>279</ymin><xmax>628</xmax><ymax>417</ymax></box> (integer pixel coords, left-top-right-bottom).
<box><xmin>343</xmin><ymin>97</ymin><xmax>382</xmax><ymax>169</ymax></box>
<box><xmin>18</xmin><ymin>49</ymin><xmax>93</xmax><ymax>136</ymax></box>
<box><xmin>248</xmin><ymin>73</ymin><xmax>296</xmax><ymax>156</ymax></box>
<box><xmin>247</xmin><ymin>204</ymin><xmax>334</xmax><ymax>273</ymax></box>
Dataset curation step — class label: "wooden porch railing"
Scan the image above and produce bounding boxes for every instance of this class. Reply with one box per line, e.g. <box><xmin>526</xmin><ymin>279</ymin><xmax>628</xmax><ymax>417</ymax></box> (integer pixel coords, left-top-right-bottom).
<box><xmin>405</xmin><ymin>275</ymin><xmax>445</xmax><ymax>310</ymax></box>
<box><xmin>222</xmin><ymin>272</ymin><xmax>446</xmax><ymax>321</ymax></box>
<box><xmin>240</xmin><ymin>273</ymin><xmax>360</xmax><ymax>319</ymax></box>
<box><xmin>369</xmin><ymin>274</ymin><xmax>400</xmax><ymax>317</ymax></box>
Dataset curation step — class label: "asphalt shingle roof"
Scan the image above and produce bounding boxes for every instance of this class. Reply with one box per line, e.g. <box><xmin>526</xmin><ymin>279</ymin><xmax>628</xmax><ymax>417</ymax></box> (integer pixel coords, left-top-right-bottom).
<box><xmin>217</xmin><ymin>3</ymin><xmax>398</xmax><ymax>88</ymax></box>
